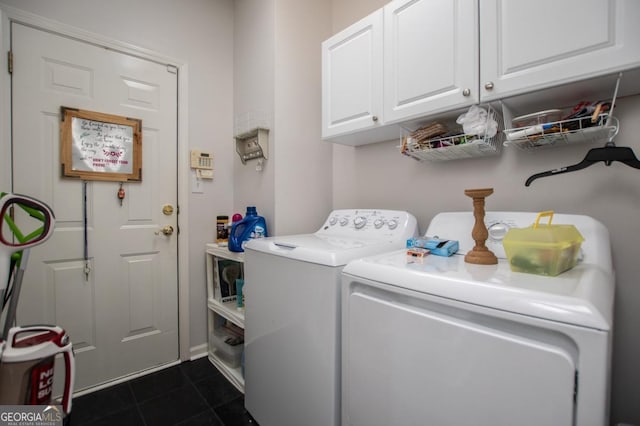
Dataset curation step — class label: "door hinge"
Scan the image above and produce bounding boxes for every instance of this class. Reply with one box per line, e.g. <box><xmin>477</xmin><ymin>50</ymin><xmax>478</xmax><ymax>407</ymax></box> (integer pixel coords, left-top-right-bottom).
<box><xmin>7</xmin><ymin>51</ymin><xmax>13</xmax><ymax>74</ymax></box>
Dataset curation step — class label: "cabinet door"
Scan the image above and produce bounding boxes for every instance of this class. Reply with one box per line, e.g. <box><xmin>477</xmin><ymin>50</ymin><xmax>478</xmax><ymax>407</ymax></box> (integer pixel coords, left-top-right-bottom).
<box><xmin>480</xmin><ymin>0</ymin><xmax>640</xmax><ymax>101</ymax></box>
<box><xmin>383</xmin><ymin>0</ymin><xmax>478</xmax><ymax>124</ymax></box>
<box><xmin>322</xmin><ymin>10</ymin><xmax>383</xmax><ymax>139</ymax></box>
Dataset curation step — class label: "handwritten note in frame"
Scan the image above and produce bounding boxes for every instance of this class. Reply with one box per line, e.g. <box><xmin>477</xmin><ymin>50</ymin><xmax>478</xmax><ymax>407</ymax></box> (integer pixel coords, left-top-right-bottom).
<box><xmin>60</xmin><ymin>107</ymin><xmax>142</xmax><ymax>181</ymax></box>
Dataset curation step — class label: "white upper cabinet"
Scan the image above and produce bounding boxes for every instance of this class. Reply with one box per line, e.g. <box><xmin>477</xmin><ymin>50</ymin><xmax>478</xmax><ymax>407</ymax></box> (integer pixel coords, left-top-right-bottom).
<box><xmin>480</xmin><ymin>0</ymin><xmax>640</xmax><ymax>101</ymax></box>
<box><xmin>383</xmin><ymin>0</ymin><xmax>478</xmax><ymax>124</ymax></box>
<box><xmin>322</xmin><ymin>10</ymin><xmax>383</xmax><ymax>139</ymax></box>
<box><xmin>322</xmin><ymin>0</ymin><xmax>640</xmax><ymax>145</ymax></box>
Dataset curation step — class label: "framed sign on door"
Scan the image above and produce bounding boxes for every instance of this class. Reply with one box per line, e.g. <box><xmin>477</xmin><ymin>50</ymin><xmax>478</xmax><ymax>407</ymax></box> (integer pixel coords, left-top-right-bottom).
<box><xmin>60</xmin><ymin>107</ymin><xmax>142</xmax><ymax>181</ymax></box>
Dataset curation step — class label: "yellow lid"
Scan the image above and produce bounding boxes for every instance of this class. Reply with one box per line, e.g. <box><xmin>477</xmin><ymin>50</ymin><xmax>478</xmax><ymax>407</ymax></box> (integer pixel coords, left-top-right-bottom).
<box><xmin>503</xmin><ymin>211</ymin><xmax>585</xmax><ymax>248</ymax></box>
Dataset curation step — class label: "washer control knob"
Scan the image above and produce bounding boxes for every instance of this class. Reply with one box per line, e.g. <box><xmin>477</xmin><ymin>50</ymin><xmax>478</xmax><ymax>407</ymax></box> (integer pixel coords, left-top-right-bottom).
<box><xmin>387</xmin><ymin>219</ymin><xmax>398</xmax><ymax>230</ymax></box>
<box><xmin>374</xmin><ymin>219</ymin><xmax>385</xmax><ymax>229</ymax></box>
<box><xmin>339</xmin><ymin>217</ymin><xmax>349</xmax><ymax>226</ymax></box>
<box><xmin>329</xmin><ymin>217</ymin><xmax>338</xmax><ymax>226</ymax></box>
<box><xmin>488</xmin><ymin>222</ymin><xmax>510</xmax><ymax>241</ymax></box>
<box><xmin>353</xmin><ymin>216</ymin><xmax>367</xmax><ymax>229</ymax></box>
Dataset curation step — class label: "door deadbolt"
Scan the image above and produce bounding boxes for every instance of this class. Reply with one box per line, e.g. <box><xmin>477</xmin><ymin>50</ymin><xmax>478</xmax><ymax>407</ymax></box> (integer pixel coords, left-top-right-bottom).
<box><xmin>162</xmin><ymin>205</ymin><xmax>174</xmax><ymax>215</ymax></box>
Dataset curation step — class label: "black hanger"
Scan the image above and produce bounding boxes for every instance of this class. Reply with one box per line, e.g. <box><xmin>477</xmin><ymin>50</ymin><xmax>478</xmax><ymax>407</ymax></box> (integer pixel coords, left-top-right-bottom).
<box><xmin>524</xmin><ymin>72</ymin><xmax>634</xmax><ymax>187</ymax></box>
<box><xmin>525</xmin><ymin>142</ymin><xmax>640</xmax><ymax>186</ymax></box>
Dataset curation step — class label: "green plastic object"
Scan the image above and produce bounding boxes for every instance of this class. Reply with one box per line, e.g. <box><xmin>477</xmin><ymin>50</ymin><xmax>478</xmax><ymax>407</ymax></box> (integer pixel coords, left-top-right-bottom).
<box><xmin>503</xmin><ymin>211</ymin><xmax>585</xmax><ymax>276</ymax></box>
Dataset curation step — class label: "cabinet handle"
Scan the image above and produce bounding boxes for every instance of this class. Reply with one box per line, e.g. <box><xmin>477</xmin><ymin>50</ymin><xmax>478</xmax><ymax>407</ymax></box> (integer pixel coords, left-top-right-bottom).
<box><xmin>372</xmin><ymin>115</ymin><xmax>379</xmax><ymax>122</ymax></box>
<box><xmin>484</xmin><ymin>82</ymin><xmax>494</xmax><ymax>90</ymax></box>
<box><xmin>462</xmin><ymin>88</ymin><xmax>471</xmax><ymax>97</ymax></box>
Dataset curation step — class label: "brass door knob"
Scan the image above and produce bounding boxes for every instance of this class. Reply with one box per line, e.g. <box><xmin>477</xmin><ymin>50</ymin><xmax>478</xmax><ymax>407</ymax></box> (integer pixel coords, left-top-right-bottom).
<box><xmin>155</xmin><ymin>225</ymin><xmax>174</xmax><ymax>236</ymax></box>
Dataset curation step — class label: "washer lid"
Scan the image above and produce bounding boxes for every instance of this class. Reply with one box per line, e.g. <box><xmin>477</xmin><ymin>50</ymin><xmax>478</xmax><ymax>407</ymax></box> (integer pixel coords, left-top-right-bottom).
<box><xmin>343</xmin><ymin>250</ymin><xmax>614</xmax><ymax>330</ymax></box>
<box><xmin>245</xmin><ymin>234</ymin><xmax>405</xmax><ymax>266</ymax></box>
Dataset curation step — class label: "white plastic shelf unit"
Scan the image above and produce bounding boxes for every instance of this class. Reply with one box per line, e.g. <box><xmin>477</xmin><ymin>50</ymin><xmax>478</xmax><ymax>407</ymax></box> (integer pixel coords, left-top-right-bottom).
<box><xmin>205</xmin><ymin>243</ymin><xmax>245</xmax><ymax>393</ymax></box>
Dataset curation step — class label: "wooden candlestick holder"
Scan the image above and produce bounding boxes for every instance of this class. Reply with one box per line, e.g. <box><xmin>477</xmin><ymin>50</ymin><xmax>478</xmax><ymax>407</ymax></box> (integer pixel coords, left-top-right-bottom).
<box><xmin>464</xmin><ymin>188</ymin><xmax>498</xmax><ymax>265</ymax></box>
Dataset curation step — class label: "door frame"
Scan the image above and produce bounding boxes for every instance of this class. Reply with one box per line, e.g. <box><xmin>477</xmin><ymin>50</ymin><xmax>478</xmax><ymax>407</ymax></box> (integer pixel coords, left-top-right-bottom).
<box><xmin>0</xmin><ymin>5</ymin><xmax>191</xmax><ymax>362</ymax></box>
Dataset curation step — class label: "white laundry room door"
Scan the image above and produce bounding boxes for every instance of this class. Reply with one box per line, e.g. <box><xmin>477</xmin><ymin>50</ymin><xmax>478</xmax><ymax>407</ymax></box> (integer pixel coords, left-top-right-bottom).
<box><xmin>10</xmin><ymin>22</ymin><xmax>179</xmax><ymax>390</ymax></box>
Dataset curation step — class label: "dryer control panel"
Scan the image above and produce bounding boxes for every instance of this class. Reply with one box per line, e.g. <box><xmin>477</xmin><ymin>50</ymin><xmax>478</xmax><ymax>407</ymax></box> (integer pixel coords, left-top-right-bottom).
<box><xmin>318</xmin><ymin>209</ymin><xmax>418</xmax><ymax>243</ymax></box>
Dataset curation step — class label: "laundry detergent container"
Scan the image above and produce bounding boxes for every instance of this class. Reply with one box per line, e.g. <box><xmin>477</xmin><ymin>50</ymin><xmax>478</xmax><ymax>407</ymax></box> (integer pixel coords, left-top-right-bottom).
<box><xmin>503</xmin><ymin>211</ymin><xmax>584</xmax><ymax>276</ymax></box>
<box><xmin>229</xmin><ymin>206</ymin><xmax>267</xmax><ymax>253</ymax></box>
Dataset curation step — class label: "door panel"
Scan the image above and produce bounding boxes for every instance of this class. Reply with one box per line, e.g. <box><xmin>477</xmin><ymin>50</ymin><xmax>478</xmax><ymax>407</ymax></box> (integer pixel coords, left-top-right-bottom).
<box><xmin>11</xmin><ymin>23</ymin><xmax>178</xmax><ymax>390</ymax></box>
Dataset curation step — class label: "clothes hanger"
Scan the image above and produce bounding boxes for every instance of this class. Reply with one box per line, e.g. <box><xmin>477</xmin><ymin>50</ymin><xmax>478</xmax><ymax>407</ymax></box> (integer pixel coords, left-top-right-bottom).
<box><xmin>525</xmin><ymin>72</ymin><xmax>640</xmax><ymax>186</ymax></box>
<box><xmin>525</xmin><ymin>140</ymin><xmax>640</xmax><ymax>186</ymax></box>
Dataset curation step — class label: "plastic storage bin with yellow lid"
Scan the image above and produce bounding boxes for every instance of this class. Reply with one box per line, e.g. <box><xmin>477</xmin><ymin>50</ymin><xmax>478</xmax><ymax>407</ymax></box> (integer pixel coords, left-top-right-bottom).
<box><xmin>503</xmin><ymin>211</ymin><xmax>584</xmax><ymax>276</ymax></box>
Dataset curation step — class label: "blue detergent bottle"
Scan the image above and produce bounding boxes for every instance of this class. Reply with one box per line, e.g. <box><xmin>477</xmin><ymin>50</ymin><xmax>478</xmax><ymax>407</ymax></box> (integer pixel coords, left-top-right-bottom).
<box><xmin>229</xmin><ymin>206</ymin><xmax>268</xmax><ymax>252</ymax></box>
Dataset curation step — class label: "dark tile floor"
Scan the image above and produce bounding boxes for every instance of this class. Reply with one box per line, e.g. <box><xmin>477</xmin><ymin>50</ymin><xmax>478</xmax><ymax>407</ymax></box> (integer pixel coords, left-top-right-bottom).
<box><xmin>71</xmin><ymin>357</ymin><xmax>257</xmax><ymax>426</ymax></box>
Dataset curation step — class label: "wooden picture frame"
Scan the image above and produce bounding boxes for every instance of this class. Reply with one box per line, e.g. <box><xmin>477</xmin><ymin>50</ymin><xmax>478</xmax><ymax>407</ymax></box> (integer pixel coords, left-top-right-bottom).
<box><xmin>60</xmin><ymin>107</ymin><xmax>142</xmax><ymax>181</ymax></box>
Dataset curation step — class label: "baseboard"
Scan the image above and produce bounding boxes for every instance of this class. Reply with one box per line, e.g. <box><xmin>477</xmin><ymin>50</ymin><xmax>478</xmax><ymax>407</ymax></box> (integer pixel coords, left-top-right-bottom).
<box><xmin>73</xmin><ymin>359</ymin><xmax>181</xmax><ymax>397</ymax></box>
<box><xmin>190</xmin><ymin>343</ymin><xmax>208</xmax><ymax>361</ymax></box>
<box><xmin>72</xmin><ymin>345</ymin><xmax>208</xmax><ymax>397</ymax></box>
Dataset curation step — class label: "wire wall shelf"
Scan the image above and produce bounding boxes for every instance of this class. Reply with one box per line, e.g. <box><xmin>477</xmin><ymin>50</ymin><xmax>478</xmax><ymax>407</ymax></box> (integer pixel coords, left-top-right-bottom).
<box><xmin>400</xmin><ymin>105</ymin><xmax>504</xmax><ymax>162</ymax></box>
<box><xmin>503</xmin><ymin>113</ymin><xmax>618</xmax><ymax>151</ymax></box>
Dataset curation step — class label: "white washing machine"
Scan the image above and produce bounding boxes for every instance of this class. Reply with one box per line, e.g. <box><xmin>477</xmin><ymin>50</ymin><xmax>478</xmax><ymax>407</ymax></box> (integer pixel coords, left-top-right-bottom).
<box><xmin>342</xmin><ymin>211</ymin><xmax>614</xmax><ymax>426</ymax></box>
<box><xmin>243</xmin><ymin>209</ymin><xmax>418</xmax><ymax>426</ymax></box>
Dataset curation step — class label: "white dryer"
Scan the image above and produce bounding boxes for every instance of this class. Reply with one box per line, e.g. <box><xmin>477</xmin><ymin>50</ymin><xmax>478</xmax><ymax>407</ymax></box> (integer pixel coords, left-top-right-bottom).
<box><xmin>244</xmin><ymin>209</ymin><xmax>418</xmax><ymax>426</ymax></box>
<box><xmin>341</xmin><ymin>211</ymin><xmax>614</xmax><ymax>426</ymax></box>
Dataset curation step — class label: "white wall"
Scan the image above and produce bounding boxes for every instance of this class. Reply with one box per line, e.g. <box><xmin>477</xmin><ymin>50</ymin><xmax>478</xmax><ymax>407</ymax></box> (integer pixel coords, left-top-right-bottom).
<box><xmin>330</xmin><ymin>1</ymin><xmax>640</xmax><ymax>424</ymax></box>
<box><xmin>234</xmin><ymin>0</ymin><xmax>332</xmax><ymax>236</ymax></box>
<box><xmin>0</xmin><ymin>0</ymin><xmax>236</xmax><ymax>356</ymax></box>
<box><xmin>233</xmin><ymin>0</ymin><xmax>276</xmax><ymax>231</ymax></box>
<box><xmin>273</xmin><ymin>0</ymin><xmax>333</xmax><ymax>234</ymax></box>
